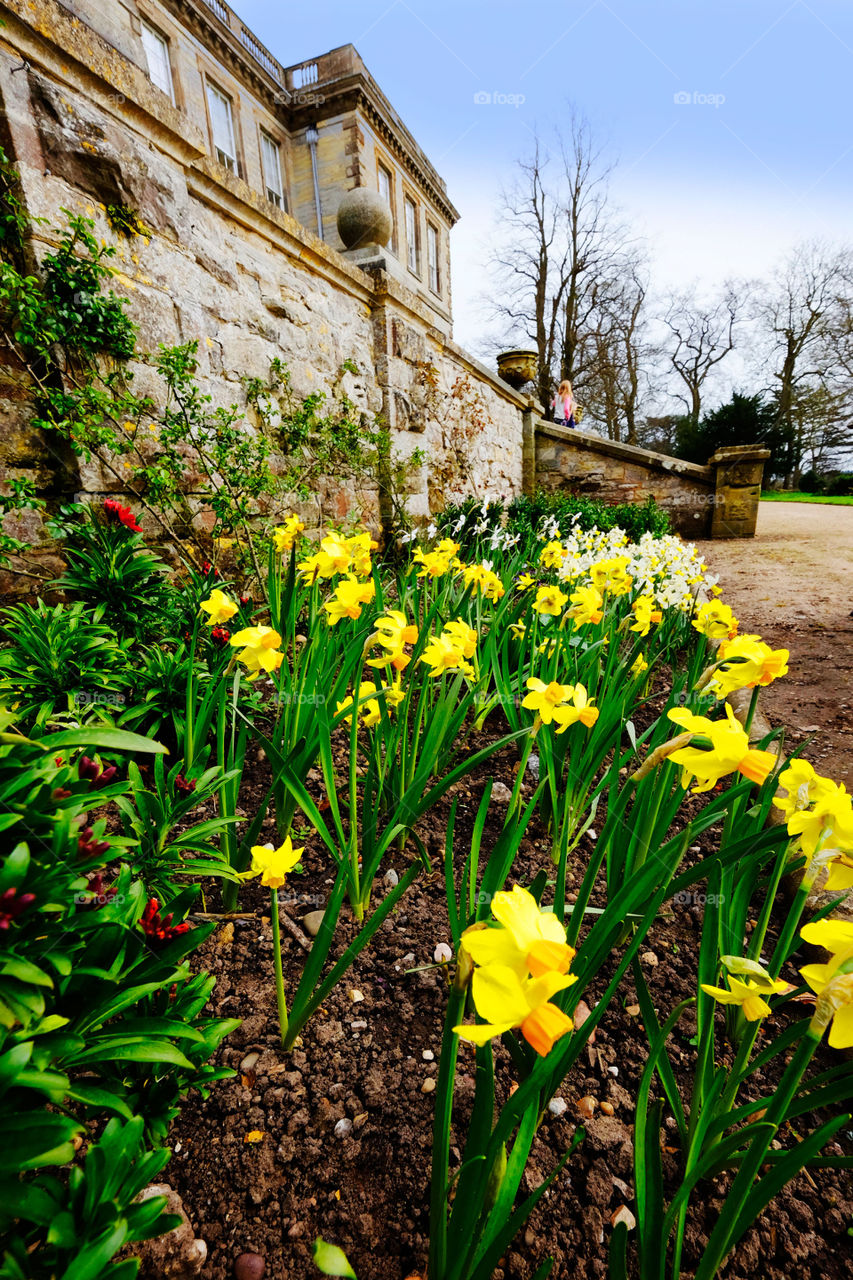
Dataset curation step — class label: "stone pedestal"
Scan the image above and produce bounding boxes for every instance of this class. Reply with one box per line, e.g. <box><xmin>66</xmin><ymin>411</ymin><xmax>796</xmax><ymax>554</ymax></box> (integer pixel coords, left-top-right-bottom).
<box><xmin>709</xmin><ymin>446</ymin><xmax>770</xmax><ymax>539</ymax></box>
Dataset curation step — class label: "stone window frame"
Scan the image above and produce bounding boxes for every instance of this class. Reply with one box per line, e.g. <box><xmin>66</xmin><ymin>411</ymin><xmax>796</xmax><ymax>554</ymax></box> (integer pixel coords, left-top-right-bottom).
<box><xmin>426</xmin><ymin>220</ymin><xmax>441</xmax><ymax>296</ymax></box>
<box><xmin>403</xmin><ymin>190</ymin><xmax>420</xmax><ymax>278</ymax></box>
<box><xmin>203</xmin><ymin>76</ymin><xmax>241</xmax><ymax>177</ymax></box>
<box><xmin>138</xmin><ymin>12</ymin><xmax>177</xmax><ymax>106</ymax></box>
<box><xmin>259</xmin><ymin>125</ymin><xmax>286</xmax><ymax>210</ymax></box>
<box><xmin>376</xmin><ymin>156</ymin><xmax>397</xmax><ymax>255</ymax></box>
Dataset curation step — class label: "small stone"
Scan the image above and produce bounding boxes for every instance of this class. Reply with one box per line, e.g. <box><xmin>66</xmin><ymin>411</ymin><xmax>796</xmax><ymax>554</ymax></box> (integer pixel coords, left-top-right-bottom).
<box><xmin>349</xmin><ymin>989</ymin><xmax>364</xmax><ymax>1003</ymax></box>
<box><xmin>384</xmin><ymin>868</ymin><xmax>400</xmax><ymax>886</ymax></box>
<box><xmin>239</xmin><ymin>1052</ymin><xmax>260</xmax><ymax>1073</ymax></box>
<box><xmin>421</xmin><ymin>1078</ymin><xmax>436</xmax><ymax>1094</ymax></box>
<box><xmin>547</xmin><ymin>1096</ymin><xmax>568</xmax><ymax>1117</ymax></box>
<box><xmin>132</xmin><ymin>1184</ymin><xmax>207</xmax><ymax>1277</ymax></box>
<box><xmin>422</xmin><ymin>1049</ymin><xmax>435</xmax><ymax>1061</ymax></box>
<box><xmin>576</xmin><ymin>1096</ymin><xmax>597</xmax><ymax>1120</ymax></box>
<box><xmin>350</xmin><ymin>1019</ymin><xmax>367</xmax><ymax>1031</ymax></box>
<box><xmin>610</xmin><ymin>1206</ymin><xmax>636</xmax><ymax>1231</ymax></box>
<box><xmin>234</xmin><ymin>1253</ymin><xmax>266</xmax><ymax>1280</ymax></box>
<box><xmin>626</xmin><ymin>1004</ymin><xmax>641</xmax><ymax>1017</ymax></box>
<box><xmin>607</xmin><ymin>1066</ymin><xmax>619</xmax><ymax>1077</ymax></box>
<box><xmin>490</xmin><ymin>781</ymin><xmax>513</xmax><ymax>804</ymax></box>
<box><xmin>573</xmin><ymin>999</ymin><xmax>596</xmax><ymax>1042</ymax></box>
<box><xmin>302</xmin><ymin>910</ymin><xmax>325</xmax><ymax>937</ymax></box>
<box><xmin>600</xmin><ymin>1101</ymin><xmax>615</xmax><ymax>1116</ymax></box>
<box><xmin>640</xmin><ymin>951</ymin><xmax>658</xmax><ymax>967</ymax></box>
<box><xmin>434</xmin><ymin>942</ymin><xmax>453</xmax><ymax>963</ymax></box>
<box><xmin>526</xmin><ymin>753</ymin><xmax>540</xmax><ymax>782</ymax></box>
<box><xmin>334</xmin><ymin>1118</ymin><xmax>353</xmax><ymax>1138</ymax></box>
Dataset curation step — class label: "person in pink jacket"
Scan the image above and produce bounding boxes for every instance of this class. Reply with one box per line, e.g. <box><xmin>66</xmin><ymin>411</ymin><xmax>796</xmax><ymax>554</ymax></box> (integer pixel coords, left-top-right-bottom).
<box><xmin>551</xmin><ymin>379</ymin><xmax>576</xmax><ymax>427</ymax></box>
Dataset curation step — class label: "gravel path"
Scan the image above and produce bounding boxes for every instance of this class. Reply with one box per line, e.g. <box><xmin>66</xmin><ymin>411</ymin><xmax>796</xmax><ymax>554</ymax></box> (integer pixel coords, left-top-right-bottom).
<box><xmin>695</xmin><ymin>502</ymin><xmax>853</xmax><ymax>787</ymax></box>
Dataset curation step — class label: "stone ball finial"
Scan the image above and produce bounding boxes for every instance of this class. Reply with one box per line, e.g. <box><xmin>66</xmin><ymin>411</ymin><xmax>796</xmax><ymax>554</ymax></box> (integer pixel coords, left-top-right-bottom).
<box><xmin>336</xmin><ymin>187</ymin><xmax>393</xmax><ymax>250</ymax></box>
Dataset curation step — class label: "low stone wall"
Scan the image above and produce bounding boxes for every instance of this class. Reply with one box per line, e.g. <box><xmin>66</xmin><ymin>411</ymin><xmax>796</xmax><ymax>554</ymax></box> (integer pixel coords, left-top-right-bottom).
<box><xmin>532</xmin><ymin>420</ymin><xmax>768</xmax><ymax>540</ymax></box>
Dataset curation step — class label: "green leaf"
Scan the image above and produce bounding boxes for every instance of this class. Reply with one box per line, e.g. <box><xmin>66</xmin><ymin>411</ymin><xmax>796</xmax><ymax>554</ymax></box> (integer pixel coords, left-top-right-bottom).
<box><xmin>41</xmin><ymin>727</ymin><xmax>168</xmax><ymax>754</ymax></box>
<box><xmin>312</xmin><ymin>1238</ymin><xmax>357</xmax><ymax>1278</ymax></box>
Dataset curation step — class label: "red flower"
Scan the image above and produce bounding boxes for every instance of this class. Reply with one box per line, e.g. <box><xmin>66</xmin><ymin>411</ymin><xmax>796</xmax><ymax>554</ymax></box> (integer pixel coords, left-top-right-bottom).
<box><xmin>210</xmin><ymin>626</ymin><xmax>230</xmax><ymax>646</ymax></box>
<box><xmin>78</xmin><ymin>756</ymin><xmax>118</xmax><ymax>789</ymax></box>
<box><xmin>0</xmin><ymin>887</ymin><xmax>36</xmax><ymax>930</ymax></box>
<box><xmin>174</xmin><ymin>773</ymin><xmax>197</xmax><ymax>796</ymax></box>
<box><xmin>82</xmin><ymin>873</ymin><xmax>117</xmax><ymax>907</ymax></box>
<box><xmin>202</xmin><ymin>560</ymin><xmax>222</xmax><ymax>579</ymax></box>
<box><xmin>140</xmin><ymin>898</ymin><xmax>191</xmax><ymax>945</ymax></box>
<box><xmin>104</xmin><ymin>499</ymin><xmax>142</xmax><ymax>533</ymax></box>
<box><xmin>77</xmin><ymin>826</ymin><xmax>111</xmax><ymax>859</ymax></box>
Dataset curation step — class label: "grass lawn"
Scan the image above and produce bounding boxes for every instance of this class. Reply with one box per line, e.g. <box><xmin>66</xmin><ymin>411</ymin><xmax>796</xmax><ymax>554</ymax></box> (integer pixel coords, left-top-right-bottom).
<box><xmin>761</xmin><ymin>490</ymin><xmax>853</xmax><ymax>505</ymax></box>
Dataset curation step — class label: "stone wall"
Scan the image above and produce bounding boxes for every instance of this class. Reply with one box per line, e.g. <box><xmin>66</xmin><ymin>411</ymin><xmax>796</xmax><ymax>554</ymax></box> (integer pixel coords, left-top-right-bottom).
<box><xmin>0</xmin><ymin>0</ymin><xmax>528</xmax><ymax>573</ymax></box>
<box><xmin>533</xmin><ymin>421</ymin><xmax>767</xmax><ymax>539</ymax></box>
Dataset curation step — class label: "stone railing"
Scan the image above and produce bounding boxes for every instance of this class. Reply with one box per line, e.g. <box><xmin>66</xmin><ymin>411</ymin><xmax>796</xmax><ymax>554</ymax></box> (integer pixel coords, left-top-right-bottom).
<box><xmin>527</xmin><ymin>416</ymin><xmax>769</xmax><ymax>539</ymax></box>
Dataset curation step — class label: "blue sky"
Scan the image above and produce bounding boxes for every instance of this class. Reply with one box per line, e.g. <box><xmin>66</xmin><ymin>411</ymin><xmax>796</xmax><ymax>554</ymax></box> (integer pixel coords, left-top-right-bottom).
<box><xmin>238</xmin><ymin>1</ymin><xmax>853</xmax><ymax>355</ymax></box>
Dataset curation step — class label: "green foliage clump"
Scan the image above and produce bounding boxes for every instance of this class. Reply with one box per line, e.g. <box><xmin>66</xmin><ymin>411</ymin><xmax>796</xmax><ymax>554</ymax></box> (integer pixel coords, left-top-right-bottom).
<box><xmin>507</xmin><ymin>490</ymin><xmax>671</xmax><ymax>541</ymax></box>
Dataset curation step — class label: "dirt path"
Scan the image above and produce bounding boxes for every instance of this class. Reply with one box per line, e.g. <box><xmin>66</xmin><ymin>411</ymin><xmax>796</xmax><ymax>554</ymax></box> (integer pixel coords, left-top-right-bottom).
<box><xmin>695</xmin><ymin>502</ymin><xmax>853</xmax><ymax>788</ymax></box>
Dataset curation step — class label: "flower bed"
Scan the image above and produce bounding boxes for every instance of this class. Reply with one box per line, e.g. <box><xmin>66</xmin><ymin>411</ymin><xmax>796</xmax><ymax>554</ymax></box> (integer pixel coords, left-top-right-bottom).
<box><xmin>1</xmin><ymin>501</ymin><xmax>852</xmax><ymax>1280</ymax></box>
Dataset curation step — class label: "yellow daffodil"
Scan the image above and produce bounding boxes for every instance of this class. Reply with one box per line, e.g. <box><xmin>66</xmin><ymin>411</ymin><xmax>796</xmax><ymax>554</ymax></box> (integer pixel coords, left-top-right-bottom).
<box><xmin>297</xmin><ymin>532</ymin><xmax>351</xmax><ymax>582</ymax></box>
<box><xmin>521</xmin><ymin>677</ymin><xmax>575</xmax><ymax>725</ymax></box>
<box><xmin>454</xmin><ymin>965</ymin><xmax>575</xmax><ymax>1056</ymax></box>
<box><xmin>534</xmin><ymin>584</ymin><xmax>568</xmax><ymax>616</ymax></box>
<box><xmin>666</xmin><ymin>705</ymin><xmax>776</xmax><ymax>793</ymax></box>
<box><xmin>799</xmin><ymin>920</ymin><xmax>853</xmax><ymax>1048</ymax></box>
<box><xmin>631</xmin><ymin>652</ymin><xmax>649</xmax><ymax>676</ymax></box>
<box><xmin>347</xmin><ymin>531</ymin><xmax>378</xmax><ymax>577</ymax></box>
<box><xmin>420</xmin><ymin>632</ymin><xmax>474</xmax><ymax>679</ymax></box>
<box><xmin>250</xmin><ymin>837</ymin><xmax>303</xmax><ymax>889</ymax></box>
<box><xmin>786</xmin><ymin>783</ymin><xmax>853</xmax><ymax>859</ymax></box>
<box><xmin>630</xmin><ymin>595</ymin><xmax>662</xmax><ymax>637</ymax></box>
<box><xmin>566</xmin><ymin>584</ymin><xmax>603</xmax><ymax>629</ymax></box>
<box><xmin>825</xmin><ymin>853</ymin><xmax>853</xmax><ymax>893</ymax></box>
<box><xmin>539</xmin><ymin>540</ymin><xmax>565</xmax><ymax>569</ymax></box>
<box><xmin>413</xmin><ymin>548</ymin><xmax>453</xmax><ymax>578</ymax></box>
<box><xmin>589</xmin><ymin>557</ymin><xmax>632</xmax><ymax>596</ymax></box>
<box><xmin>436</xmin><ymin>537</ymin><xmax>461</xmax><ymax>557</ymax></box>
<box><xmin>366</xmin><ymin>610</ymin><xmax>419</xmax><ymax>671</ymax></box>
<box><xmin>552</xmin><ymin>684</ymin><xmax>599</xmax><ymax>733</ymax></box>
<box><xmin>516</xmin><ymin>573</ymin><xmax>536</xmax><ymax>592</ymax></box>
<box><xmin>443</xmin><ymin>619</ymin><xmax>477</xmax><ymax>659</ymax></box>
<box><xmin>460</xmin><ymin>885</ymin><xmax>575</xmax><ymax>980</ymax></box>
<box><xmin>229</xmin><ymin>625</ymin><xmax>283</xmax><ymax>677</ymax></box>
<box><xmin>708</xmin><ymin>634</ymin><xmax>789</xmax><ymax>699</ymax></box>
<box><xmin>272</xmin><ymin>514</ymin><xmax>305</xmax><ymax>553</ymax></box>
<box><xmin>692</xmin><ymin>600</ymin><xmax>738</xmax><ymax>640</ymax></box>
<box><xmin>200</xmin><ymin>588</ymin><xmax>238</xmax><ymax>627</ymax></box>
<box><xmin>775</xmin><ymin>760</ymin><xmax>836</xmax><ymax>821</ymax></box>
<box><xmin>323</xmin><ymin>574</ymin><xmax>376</xmax><ymax>625</ymax></box>
<box><xmin>700</xmin><ymin>971</ymin><xmax>787</xmax><ymax>1021</ymax></box>
<box><xmin>336</xmin><ymin>681</ymin><xmax>382</xmax><ymax>728</ymax></box>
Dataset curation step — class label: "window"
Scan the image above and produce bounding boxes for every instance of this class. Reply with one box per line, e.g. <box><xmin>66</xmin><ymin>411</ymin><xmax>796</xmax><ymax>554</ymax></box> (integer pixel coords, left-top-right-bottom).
<box><xmin>404</xmin><ymin>196</ymin><xmax>419</xmax><ymax>274</ymax></box>
<box><xmin>377</xmin><ymin>163</ymin><xmax>394</xmax><ymax>250</ymax></box>
<box><xmin>260</xmin><ymin>130</ymin><xmax>284</xmax><ymax>208</ymax></box>
<box><xmin>427</xmin><ymin>223</ymin><xmax>440</xmax><ymax>294</ymax></box>
<box><xmin>206</xmin><ymin>82</ymin><xmax>237</xmax><ymax>172</ymax></box>
<box><xmin>141</xmin><ymin>21</ymin><xmax>174</xmax><ymax>103</ymax></box>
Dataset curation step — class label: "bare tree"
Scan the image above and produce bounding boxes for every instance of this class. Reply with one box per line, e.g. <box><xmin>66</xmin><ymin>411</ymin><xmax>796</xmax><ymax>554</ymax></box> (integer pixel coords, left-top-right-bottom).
<box><xmin>756</xmin><ymin>240</ymin><xmax>853</xmax><ymax>479</ymax></box>
<box><xmin>582</xmin><ymin>255</ymin><xmax>656</xmax><ymax>443</ymax></box>
<box><xmin>487</xmin><ymin>113</ymin><xmax>632</xmax><ymax>415</ymax></box>
<box><xmin>664</xmin><ymin>286</ymin><xmax>740</xmax><ymax>424</ymax></box>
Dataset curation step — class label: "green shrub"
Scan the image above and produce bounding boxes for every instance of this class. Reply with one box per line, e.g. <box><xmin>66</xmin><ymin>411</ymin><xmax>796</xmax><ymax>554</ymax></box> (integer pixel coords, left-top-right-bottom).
<box><xmin>0</xmin><ymin>725</ymin><xmax>238</xmax><ymax>1277</ymax></box>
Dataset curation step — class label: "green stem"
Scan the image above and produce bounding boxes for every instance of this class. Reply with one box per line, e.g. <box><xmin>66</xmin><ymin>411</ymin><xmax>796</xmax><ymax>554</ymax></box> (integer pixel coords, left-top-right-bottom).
<box><xmin>270</xmin><ymin>887</ymin><xmax>289</xmax><ymax>1047</ymax></box>
<box><xmin>428</xmin><ymin>975</ymin><xmax>467</xmax><ymax>1280</ymax></box>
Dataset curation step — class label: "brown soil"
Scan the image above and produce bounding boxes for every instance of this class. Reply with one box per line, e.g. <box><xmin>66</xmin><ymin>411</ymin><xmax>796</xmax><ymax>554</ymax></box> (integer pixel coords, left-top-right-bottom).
<box><xmin>696</xmin><ymin>501</ymin><xmax>853</xmax><ymax>788</ymax></box>
<box><xmin>165</xmin><ymin>712</ymin><xmax>853</xmax><ymax>1280</ymax></box>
